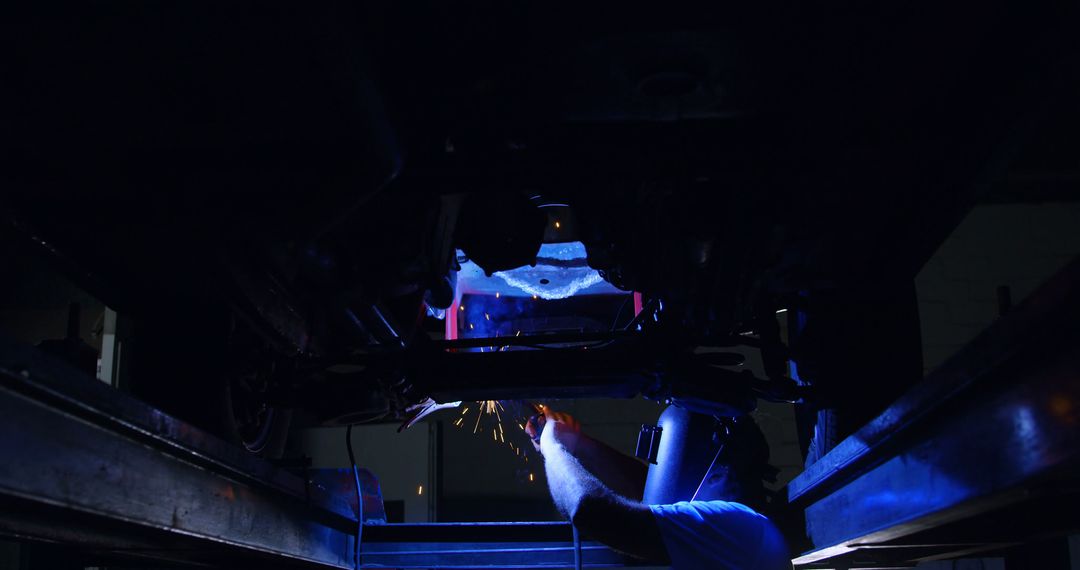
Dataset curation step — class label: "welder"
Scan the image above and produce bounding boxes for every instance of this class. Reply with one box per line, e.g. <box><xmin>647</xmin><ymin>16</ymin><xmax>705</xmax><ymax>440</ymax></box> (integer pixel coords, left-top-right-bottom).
<box><xmin>527</xmin><ymin>408</ymin><xmax>791</xmax><ymax>569</ymax></box>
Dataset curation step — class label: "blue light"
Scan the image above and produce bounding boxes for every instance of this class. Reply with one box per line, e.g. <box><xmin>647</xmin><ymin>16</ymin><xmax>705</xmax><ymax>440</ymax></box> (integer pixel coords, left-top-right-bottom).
<box><xmin>457</xmin><ymin>242</ymin><xmax>623</xmax><ymax>300</ymax></box>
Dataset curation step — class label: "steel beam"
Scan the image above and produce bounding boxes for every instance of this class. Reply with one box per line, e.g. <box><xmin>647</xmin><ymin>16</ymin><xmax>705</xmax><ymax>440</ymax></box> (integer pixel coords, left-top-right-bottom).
<box><xmin>789</xmin><ymin>258</ymin><xmax>1080</xmax><ymax>567</ymax></box>
<box><xmin>359</xmin><ymin>522</ymin><xmax>637</xmax><ymax>568</ymax></box>
<box><xmin>0</xmin><ymin>336</ymin><xmax>357</xmax><ymax>568</ymax></box>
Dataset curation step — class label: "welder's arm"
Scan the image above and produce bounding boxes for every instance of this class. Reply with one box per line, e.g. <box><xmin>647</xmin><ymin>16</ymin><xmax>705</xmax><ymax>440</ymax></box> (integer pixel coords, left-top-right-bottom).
<box><xmin>540</xmin><ymin>421</ymin><xmax>669</xmax><ymax>563</ymax></box>
<box><xmin>526</xmin><ymin>411</ymin><xmax>648</xmax><ymax>500</ymax></box>
<box><xmin>573</xmin><ymin>435</ymin><xmax>649</xmax><ymax>501</ymax></box>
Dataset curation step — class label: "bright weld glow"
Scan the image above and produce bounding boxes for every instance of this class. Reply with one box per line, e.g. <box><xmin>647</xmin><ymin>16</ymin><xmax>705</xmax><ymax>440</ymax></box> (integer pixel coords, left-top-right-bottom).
<box><xmin>469</xmin><ymin>323</ymin><xmax>474</xmax><ymax>330</ymax></box>
<box><xmin>529</xmin><ymin>473</ymin><xmax>535</xmax><ymax>482</ymax></box>
<box><xmin>497</xmin><ymin>272</ymin><xmax>602</xmax><ymax>300</ymax></box>
<box><xmin>775</xmin><ymin>309</ymin><xmax>788</xmax><ymax>314</ymax></box>
<box><xmin>554</xmin><ymin>221</ymin><xmax>561</xmax><ymax>229</ymax></box>
<box><xmin>495</xmin><ymin>292</ymin><xmax>500</xmax><ymax>298</ymax></box>
<box><xmin>417</xmin><ymin>485</ymin><xmax>423</xmax><ymax>496</ymax></box>
<box><xmin>457</xmin><ymin>243</ymin><xmax>622</xmax><ymax>299</ymax></box>
<box><xmin>484</xmin><ymin>313</ymin><xmax>491</xmax><ymax>320</ymax></box>
<box><xmin>459</xmin><ymin>305</ymin><xmax>465</xmax><ymax>311</ymax></box>
<box><xmin>532</xmin><ymin>294</ymin><xmax>538</xmax><ymax>300</ymax></box>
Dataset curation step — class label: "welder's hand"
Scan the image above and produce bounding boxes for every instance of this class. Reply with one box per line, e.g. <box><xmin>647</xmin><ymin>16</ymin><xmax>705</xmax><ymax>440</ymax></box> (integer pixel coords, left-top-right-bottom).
<box><xmin>527</xmin><ymin>408</ymin><xmax>581</xmax><ymax>455</ymax></box>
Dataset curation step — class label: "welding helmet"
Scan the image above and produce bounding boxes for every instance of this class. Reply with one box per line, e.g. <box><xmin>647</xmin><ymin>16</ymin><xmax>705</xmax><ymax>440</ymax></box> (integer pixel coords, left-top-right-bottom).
<box><xmin>643</xmin><ymin>406</ymin><xmax>776</xmax><ymax>509</ymax></box>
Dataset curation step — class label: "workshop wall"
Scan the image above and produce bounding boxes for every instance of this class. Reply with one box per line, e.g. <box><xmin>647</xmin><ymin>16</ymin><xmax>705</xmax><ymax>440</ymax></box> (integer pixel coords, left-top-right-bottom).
<box><xmin>298</xmin><ymin>424</ymin><xmax>433</xmax><ymax>523</ymax></box>
<box><xmin>916</xmin><ymin>202</ymin><xmax>1080</xmax><ymax>373</ymax></box>
<box><xmin>0</xmin><ymin>243</ymin><xmax>105</xmax><ymax>353</ymax></box>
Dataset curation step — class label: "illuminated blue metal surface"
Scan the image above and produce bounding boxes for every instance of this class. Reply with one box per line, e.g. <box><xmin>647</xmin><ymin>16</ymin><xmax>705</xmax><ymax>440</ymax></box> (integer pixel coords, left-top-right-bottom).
<box><xmin>454</xmin><ymin>242</ymin><xmax>631</xmax><ymax>349</ymax></box>
<box><xmin>791</xmin><ymin>258</ymin><xmax>1080</xmax><ymax>567</ymax></box>
<box><xmin>359</xmin><ymin>522</ymin><xmax>641</xmax><ymax>568</ymax></box>
<box><xmin>457</xmin><ymin>242</ymin><xmax>624</xmax><ymax>300</ymax></box>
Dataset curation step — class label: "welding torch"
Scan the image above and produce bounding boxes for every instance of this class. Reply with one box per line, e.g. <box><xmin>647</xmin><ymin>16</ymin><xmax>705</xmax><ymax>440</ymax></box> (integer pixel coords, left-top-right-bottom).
<box><xmin>527</xmin><ymin>402</ymin><xmax>547</xmax><ymax>445</ymax></box>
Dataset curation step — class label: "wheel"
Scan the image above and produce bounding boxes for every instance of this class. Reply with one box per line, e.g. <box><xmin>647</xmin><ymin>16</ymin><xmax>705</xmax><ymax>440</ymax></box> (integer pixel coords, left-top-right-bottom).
<box><xmin>220</xmin><ymin>356</ymin><xmax>292</xmax><ymax>458</ymax></box>
<box><xmin>126</xmin><ymin>303</ymin><xmax>293</xmax><ymax>458</ymax></box>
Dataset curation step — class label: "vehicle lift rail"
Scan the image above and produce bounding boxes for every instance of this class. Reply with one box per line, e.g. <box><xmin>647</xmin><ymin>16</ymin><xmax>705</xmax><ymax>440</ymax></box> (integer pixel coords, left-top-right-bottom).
<box><xmin>788</xmin><ymin>257</ymin><xmax>1080</xmax><ymax>568</ymax></box>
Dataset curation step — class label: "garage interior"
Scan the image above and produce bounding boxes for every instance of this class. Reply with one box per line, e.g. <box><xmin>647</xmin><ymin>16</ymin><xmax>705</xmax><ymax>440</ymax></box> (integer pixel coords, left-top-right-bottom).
<box><xmin>3</xmin><ymin>2</ymin><xmax>1080</xmax><ymax>569</ymax></box>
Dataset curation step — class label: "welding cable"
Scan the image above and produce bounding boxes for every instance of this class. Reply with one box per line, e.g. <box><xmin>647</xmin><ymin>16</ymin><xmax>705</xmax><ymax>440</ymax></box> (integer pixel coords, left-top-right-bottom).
<box><xmin>572</xmin><ymin>523</ymin><xmax>583</xmax><ymax>570</ymax></box>
<box><xmin>345</xmin><ymin>424</ymin><xmax>364</xmax><ymax>569</ymax></box>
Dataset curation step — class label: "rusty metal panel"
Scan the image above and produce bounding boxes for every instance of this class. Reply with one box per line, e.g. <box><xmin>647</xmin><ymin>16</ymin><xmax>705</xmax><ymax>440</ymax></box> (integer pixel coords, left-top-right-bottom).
<box><xmin>0</xmin><ymin>337</ymin><xmax>355</xmax><ymax>568</ymax></box>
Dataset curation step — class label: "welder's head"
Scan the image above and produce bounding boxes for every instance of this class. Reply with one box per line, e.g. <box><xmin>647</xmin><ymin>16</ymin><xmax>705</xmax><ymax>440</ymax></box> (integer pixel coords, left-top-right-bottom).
<box><xmin>694</xmin><ymin>416</ymin><xmax>777</xmax><ymax>510</ymax></box>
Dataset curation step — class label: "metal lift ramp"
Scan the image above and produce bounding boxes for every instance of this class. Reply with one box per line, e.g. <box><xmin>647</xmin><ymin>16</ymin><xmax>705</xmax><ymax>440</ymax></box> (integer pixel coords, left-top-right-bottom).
<box><xmin>0</xmin><ymin>335</ymin><xmax>358</xmax><ymax>567</ymax></box>
<box><xmin>788</xmin><ymin>258</ymin><xmax>1080</xmax><ymax>568</ymax></box>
